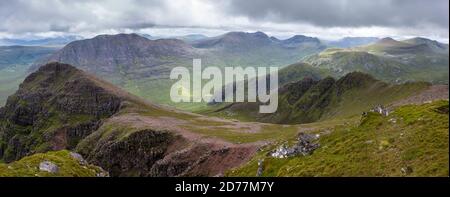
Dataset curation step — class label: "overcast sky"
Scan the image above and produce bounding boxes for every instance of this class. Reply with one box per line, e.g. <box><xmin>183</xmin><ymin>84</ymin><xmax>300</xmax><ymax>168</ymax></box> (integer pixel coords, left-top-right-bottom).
<box><xmin>0</xmin><ymin>0</ymin><xmax>448</xmax><ymax>42</ymax></box>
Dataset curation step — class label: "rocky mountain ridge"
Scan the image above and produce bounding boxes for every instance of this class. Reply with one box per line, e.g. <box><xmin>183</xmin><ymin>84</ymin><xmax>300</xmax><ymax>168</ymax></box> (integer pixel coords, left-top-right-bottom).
<box><xmin>0</xmin><ymin>62</ymin><xmax>262</xmax><ymax>176</ymax></box>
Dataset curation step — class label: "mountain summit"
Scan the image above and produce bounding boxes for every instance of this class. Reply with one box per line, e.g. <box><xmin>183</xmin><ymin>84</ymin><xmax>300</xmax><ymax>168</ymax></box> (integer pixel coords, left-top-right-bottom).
<box><xmin>192</xmin><ymin>31</ymin><xmax>273</xmax><ymax>49</ymax></box>
<box><xmin>281</xmin><ymin>35</ymin><xmax>321</xmax><ymax>48</ymax></box>
<box><xmin>0</xmin><ymin>62</ymin><xmax>131</xmax><ymax>161</ymax></box>
<box><xmin>33</xmin><ymin>33</ymin><xmax>194</xmax><ymax>78</ymax></box>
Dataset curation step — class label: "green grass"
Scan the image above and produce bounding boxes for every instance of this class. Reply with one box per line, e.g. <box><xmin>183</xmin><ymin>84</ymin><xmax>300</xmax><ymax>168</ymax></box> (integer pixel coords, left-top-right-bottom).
<box><xmin>0</xmin><ymin>150</ymin><xmax>104</xmax><ymax>177</ymax></box>
<box><xmin>227</xmin><ymin>100</ymin><xmax>449</xmax><ymax>177</ymax></box>
<box><xmin>319</xmin><ymin>81</ymin><xmax>430</xmax><ymax>120</ymax></box>
<box><xmin>185</xmin><ymin>124</ymin><xmax>299</xmax><ymax>144</ymax></box>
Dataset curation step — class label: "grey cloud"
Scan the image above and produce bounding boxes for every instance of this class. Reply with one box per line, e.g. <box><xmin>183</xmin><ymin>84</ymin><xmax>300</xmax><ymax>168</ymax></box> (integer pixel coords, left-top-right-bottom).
<box><xmin>0</xmin><ymin>0</ymin><xmax>164</xmax><ymax>33</ymax></box>
<box><xmin>0</xmin><ymin>0</ymin><xmax>448</xmax><ymax>41</ymax></box>
<box><xmin>223</xmin><ymin>0</ymin><xmax>449</xmax><ymax>28</ymax></box>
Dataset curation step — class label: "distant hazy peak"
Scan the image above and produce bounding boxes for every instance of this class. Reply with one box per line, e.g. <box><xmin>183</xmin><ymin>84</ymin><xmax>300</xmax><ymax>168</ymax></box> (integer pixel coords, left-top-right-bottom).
<box><xmin>377</xmin><ymin>37</ymin><xmax>399</xmax><ymax>44</ymax></box>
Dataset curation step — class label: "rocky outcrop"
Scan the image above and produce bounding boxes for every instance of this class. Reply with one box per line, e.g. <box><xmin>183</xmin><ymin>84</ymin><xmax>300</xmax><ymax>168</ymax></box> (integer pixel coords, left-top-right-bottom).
<box><xmin>282</xmin><ymin>77</ymin><xmax>318</xmax><ymax>105</ymax></box>
<box><xmin>270</xmin><ymin>133</ymin><xmax>320</xmax><ymax>158</ymax></box>
<box><xmin>39</xmin><ymin>161</ymin><xmax>59</xmax><ymax>173</ymax></box>
<box><xmin>370</xmin><ymin>105</ymin><xmax>390</xmax><ymax>116</ymax></box>
<box><xmin>79</xmin><ymin>129</ymin><xmax>180</xmax><ymax>177</ymax></box>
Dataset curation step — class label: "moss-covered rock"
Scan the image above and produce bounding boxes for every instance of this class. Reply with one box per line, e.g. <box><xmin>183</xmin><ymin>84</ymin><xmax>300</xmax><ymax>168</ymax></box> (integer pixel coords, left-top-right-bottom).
<box><xmin>0</xmin><ymin>150</ymin><xmax>107</xmax><ymax>177</ymax></box>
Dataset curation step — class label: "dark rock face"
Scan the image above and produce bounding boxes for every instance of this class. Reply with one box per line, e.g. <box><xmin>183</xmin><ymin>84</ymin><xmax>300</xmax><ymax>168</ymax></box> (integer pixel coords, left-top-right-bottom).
<box><xmin>81</xmin><ymin>129</ymin><xmax>178</xmax><ymax>177</ymax></box>
<box><xmin>148</xmin><ymin>143</ymin><xmax>208</xmax><ymax>177</ymax></box>
<box><xmin>282</xmin><ymin>77</ymin><xmax>319</xmax><ymax>105</ymax></box>
<box><xmin>0</xmin><ymin>62</ymin><xmax>123</xmax><ymax>162</ymax></box>
<box><xmin>77</xmin><ymin>127</ymin><xmax>257</xmax><ymax>177</ymax></box>
<box><xmin>336</xmin><ymin>72</ymin><xmax>376</xmax><ymax>95</ymax></box>
<box><xmin>49</xmin><ymin>121</ymin><xmax>102</xmax><ymax>150</ymax></box>
<box><xmin>53</xmin><ymin>78</ymin><xmax>122</xmax><ymax>117</ymax></box>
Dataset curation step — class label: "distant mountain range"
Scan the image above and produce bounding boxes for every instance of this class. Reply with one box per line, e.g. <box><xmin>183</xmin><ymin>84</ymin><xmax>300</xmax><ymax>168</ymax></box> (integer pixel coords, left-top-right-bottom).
<box><xmin>0</xmin><ymin>36</ymin><xmax>82</xmax><ymax>46</ymax></box>
<box><xmin>325</xmin><ymin>37</ymin><xmax>379</xmax><ymax>48</ymax></box>
<box><xmin>139</xmin><ymin>34</ymin><xmax>209</xmax><ymax>42</ymax></box>
<box><xmin>303</xmin><ymin>37</ymin><xmax>449</xmax><ymax>84</ymax></box>
<box><xmin>0</xmin><ymin>32</ymin><xmax>448</xmax><ymax>111</ymax></box>
<box><xmin>31</xmin><ymin>32</ymin><xmax>326</xmax><ymax>109</ymax></box>
<box><xmin>207</xmin><ymin>36</ymin><xmax>448</xmax><ymax>122</ymax></box>
<box><xmin>0</xmin><ymin>46</ymin><xmax>59</xmax><ymax>70</ymax></box>
<box><xmin>192</xmin><ymin>31</ymin><xmax>323</xmax><ymax>50</ymax></box>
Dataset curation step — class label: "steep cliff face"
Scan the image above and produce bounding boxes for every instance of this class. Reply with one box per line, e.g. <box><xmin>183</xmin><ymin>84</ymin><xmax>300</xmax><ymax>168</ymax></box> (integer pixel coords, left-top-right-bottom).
<box><xmin>0</xmin><ymin>62</ymin><xmax>123</xmax><ymax>162</ymax></box>
<box><xmin>78</xmin><ymin>129</ymin><xmax>182</xmax><ymax>177</ymax></box>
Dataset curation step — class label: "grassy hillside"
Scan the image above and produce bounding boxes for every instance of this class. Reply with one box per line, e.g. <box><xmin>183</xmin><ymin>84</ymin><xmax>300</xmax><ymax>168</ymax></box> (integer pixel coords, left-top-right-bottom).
<box><xmin>227</xmin><ymin>100</ymin><xmax>449</xmax><ymax>177</ymax></box>
<box><xmin>212</xmin><ymin>72</ymin><xmax>430</xmax><ymax>124</ymax></box>
<box><xmin>0</xmin><ymin>150</ymin><xmax>105</xmax><ymax>177</ymax></box>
